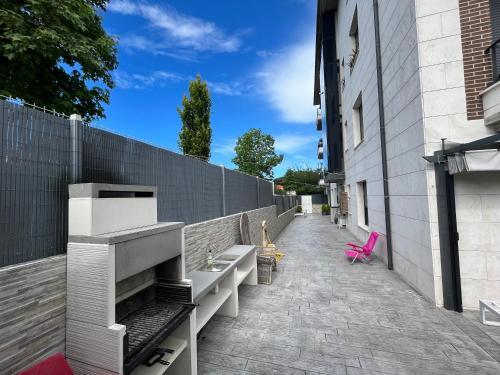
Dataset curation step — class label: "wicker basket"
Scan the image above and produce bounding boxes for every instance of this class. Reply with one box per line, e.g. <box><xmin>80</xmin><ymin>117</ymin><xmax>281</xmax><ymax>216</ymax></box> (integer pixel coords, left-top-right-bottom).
<box><xmin>257</xmin><ymin>255</ymin><xmax>275</xmax><ymax>285</ymax></box>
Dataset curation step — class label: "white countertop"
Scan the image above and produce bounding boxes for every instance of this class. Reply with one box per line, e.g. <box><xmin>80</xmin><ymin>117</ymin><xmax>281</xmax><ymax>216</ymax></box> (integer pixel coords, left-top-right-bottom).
<box><xmin>187</xmin><ymin>245</ymin><xmax>256</xmax><ymax>302</ymax></box>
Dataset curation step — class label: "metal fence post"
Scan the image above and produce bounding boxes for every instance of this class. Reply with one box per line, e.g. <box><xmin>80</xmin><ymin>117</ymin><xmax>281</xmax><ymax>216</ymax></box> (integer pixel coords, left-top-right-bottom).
<box><xmin>69</xmin><ymin>114</ymin><xmax>83</xmax><ymax>184</ymax></box>
<box><xmin>256</xmin><ymin>176</ymin><xmax>260</xmax><ymax>208</ymax></box>
<box><xmin>221</xmin><ymin>165</ymin><xmax>226</xmax><ymax>216</ymax></box>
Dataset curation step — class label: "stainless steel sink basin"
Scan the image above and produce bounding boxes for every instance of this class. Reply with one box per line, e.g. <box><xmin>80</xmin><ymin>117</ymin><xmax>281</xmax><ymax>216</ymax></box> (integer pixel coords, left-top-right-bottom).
<box><xmin>217</xmin><ymin>254</ymin><xmax>238</xmax><ymax>261</ymax></box>
<box><xmin>197</xmin><ymin>261</ymin><xmax>231</xmax><ymax>272</ymax></box>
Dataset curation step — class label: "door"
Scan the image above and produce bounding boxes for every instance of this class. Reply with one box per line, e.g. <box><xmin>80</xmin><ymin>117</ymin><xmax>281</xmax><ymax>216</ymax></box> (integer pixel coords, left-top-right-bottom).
<box><xmin>301</xmin><ymin>195</ymin><xmax>313</xmax><ymax>214</ymax></box>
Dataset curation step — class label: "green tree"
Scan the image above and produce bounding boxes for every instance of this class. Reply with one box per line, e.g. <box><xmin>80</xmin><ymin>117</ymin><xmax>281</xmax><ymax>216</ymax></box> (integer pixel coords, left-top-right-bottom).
<box><xmin>232</xmin><ymin>128</ymin><xmax>283</xmax><ymax>179</ymax></box>
<box><xmin>0</xmin><ymin>0</ymin><xmax>118</xmax><ymax>121</ymax></box>
<box><xmin>178</xmin><ymin>75</ymin><xmax>212</xmax><ymax>160</ymax></box>
<box><xmin>278</xmin><ymin>168</ymin><xmax>323</xmax><ymax>195</ymax></box>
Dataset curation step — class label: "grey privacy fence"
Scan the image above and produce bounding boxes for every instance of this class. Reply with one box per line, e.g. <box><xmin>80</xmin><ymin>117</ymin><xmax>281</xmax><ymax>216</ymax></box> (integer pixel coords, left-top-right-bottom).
<box><xmin>0</xmin><ymin>100</ymin><xmax>70</xmax><ymax>267</ymax></box>
<box><xmin>0</xmin><ymin>99</ymin><xmax>296</xmax><ymax>267</ymax></box>
<box><xmin>274</xmin><ymin>195</ymin><xmax>300</xmax><ymax>215</ymax></box>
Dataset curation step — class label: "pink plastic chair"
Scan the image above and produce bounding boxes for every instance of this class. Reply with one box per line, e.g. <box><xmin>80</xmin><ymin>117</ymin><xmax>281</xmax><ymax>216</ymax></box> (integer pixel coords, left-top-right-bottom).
<box><xmin>344</xmin><ymin>231</ymin><xmax>379</xmax><ymax>264</ymax></box>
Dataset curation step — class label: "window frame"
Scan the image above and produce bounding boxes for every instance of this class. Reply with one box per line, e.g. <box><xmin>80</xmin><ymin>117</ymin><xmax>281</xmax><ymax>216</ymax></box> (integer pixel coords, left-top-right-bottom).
<box><xmin>353</xmin><ymin>93</ymin><xmax>364</xmax><ymax>147</ymax></box>
<box><xmin>347</xmin><ymin>6</ymin><xmax>360</xmax><ymax>72</ymax></box>
<box><xmin>356</xmin><ymin>180</ymin><xmax>369</xmax><ymax>230</ymax></box>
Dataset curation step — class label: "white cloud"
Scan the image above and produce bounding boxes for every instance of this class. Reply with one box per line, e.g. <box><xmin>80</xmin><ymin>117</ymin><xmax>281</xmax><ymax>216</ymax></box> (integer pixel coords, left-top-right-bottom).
<box><xmin>207</xmin><ymin>82</ymin><xmax>243</xmax><ymax>97</ymax></box>
<box><xmin>108</xmin><ymin>0</ymin><xmax>242</xmax><ymax>53</ymax></box>
<box><xmin>207</xmin><ymin>80</ymin><xmax>255</xmax><ymax>97</ymax></box>
<box><xmin>274</xmin><ymin>133</ymin><xmax>317</xmax><ymax>153</ymax></box>
<box><xmin>257</xmin><ymin>36</ymin><xmax>316</xmax><ymax>123</ymax></box>
<box><xmin>119</xmin><ymin>34</ymin><xmax>197</xmax><ymax>61</ymax></box>
<box><xmin>213</xmin><ymin>139</ymin><xmax>236</xmax><ymax>156</ymax></box>
<box><xmin>256</xmin><ymin>50</ymin><xmax>274</xmax><ymax>58</ymax></box>
<box><xmin>113</xmin><ymin>70</ymin><xmax>184</xmax><ymax>89</ymax></box>
<box><xmin>113</xmin><ymin>70</ymin><xmax>247</xmax><ymax>96</ymax></box>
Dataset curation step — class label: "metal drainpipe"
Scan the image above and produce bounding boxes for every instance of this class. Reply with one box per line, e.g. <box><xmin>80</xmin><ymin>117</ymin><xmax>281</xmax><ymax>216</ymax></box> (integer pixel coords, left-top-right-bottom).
<box><xmin>373</xmin><ymin>0</ymin><xmax>394</xmax><ymax>270</ymax></box>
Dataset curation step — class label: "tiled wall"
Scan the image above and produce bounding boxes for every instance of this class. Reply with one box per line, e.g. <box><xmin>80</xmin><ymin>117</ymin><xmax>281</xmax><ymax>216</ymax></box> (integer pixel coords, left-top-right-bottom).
<box><xmin>184</xmin><ymin>205</ymin><xmax>296</xmax><ymax>273</ymax></box>
<box><xmin>0</xmin><ymin>255</ymin><xmax>66</xmax><ymax>374</ymax></box>
<box><xmin>336</xmin><ymin>0</ymin><xmax>386</xmax><ymax>256</ymax></box>
<box><xmin>415</xmin><ymin>0</ymin><xmax>495</xmax><ymax>305</ymax></box>
<box><xmin>337</xmin><ymin>0</ymin><xmax>437</xmax><ymax>302</ymax></box>
<box><xmin>379</xmin><ymin>0</ymin><xmax>435</xmax><ymax>303</ymax></box>
<box><xmin>454</xmin><ymin>172</ymin><xmax>500</xmax><ymax>309</ymax></box>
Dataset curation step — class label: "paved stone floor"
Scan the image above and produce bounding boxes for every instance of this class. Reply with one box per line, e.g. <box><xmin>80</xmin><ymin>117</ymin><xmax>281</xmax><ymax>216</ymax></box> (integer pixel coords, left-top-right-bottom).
<box><xmin>197</xmin><ymin>215</ymin><xmax>500</xmax><ymax>374</ymax></box>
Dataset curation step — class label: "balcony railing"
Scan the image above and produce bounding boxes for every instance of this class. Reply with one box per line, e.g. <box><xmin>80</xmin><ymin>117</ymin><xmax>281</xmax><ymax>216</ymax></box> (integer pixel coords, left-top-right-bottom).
<box><xmin>485</xmin><ymin>37</ymin><xmax>500</xmax><ymax>84</ymax></box>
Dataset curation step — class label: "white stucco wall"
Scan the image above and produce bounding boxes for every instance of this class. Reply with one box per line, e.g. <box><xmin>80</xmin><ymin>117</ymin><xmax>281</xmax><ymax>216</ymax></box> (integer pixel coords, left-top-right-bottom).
<box><xmin>454</xmin><ymin>172</ymin><xmax>500</xmax><ymax>310</ymax></box>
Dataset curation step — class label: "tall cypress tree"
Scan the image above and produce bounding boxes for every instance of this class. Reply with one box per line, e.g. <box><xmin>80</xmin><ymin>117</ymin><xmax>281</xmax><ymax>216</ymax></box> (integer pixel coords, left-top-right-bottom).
<box><xmin>177</xmin><ymin>75</ymin><xmax>212</xmax><ymax>160</ymax></box>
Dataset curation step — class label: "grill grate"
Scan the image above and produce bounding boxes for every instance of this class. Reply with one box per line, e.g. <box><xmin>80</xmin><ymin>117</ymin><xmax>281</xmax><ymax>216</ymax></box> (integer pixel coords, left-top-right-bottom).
<box><xmin>120</xmin><ymin>299</ymin><xmax>184</xmax><ymax>356</ymax></box>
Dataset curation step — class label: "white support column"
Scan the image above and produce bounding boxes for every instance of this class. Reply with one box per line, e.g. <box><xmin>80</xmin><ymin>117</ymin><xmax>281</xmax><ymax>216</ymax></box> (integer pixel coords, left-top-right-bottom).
<box><xmin>217</xmin><ymin>269</ymin><xmax>238</xmax><ymax>318</ymax></box>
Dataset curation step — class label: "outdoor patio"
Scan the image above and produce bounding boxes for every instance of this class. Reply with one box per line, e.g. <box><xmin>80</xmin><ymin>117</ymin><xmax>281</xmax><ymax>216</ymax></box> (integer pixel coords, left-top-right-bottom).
<box><xmin>197</xmin><ymin>215</ymin><xmax>500</xmax><ymax>375</ymax></box>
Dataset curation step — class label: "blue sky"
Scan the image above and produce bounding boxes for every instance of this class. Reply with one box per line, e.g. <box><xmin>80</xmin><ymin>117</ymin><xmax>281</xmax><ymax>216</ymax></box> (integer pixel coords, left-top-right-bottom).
<box><xmin>98</xmin><ymin>0</ymin><xmax>319</xmax><ymax>177</ymax></box>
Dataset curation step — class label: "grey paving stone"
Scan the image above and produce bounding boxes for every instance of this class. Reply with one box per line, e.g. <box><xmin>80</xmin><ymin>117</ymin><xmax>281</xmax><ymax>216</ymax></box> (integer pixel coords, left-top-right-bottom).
<box><xmin>197</xmin><ymin>215</ymin><xmax>500</xmax><ymax>374</ymax></box>
<box><xmin>346</xmin><ymin>367</ymin><xmax>384</xmax><ymax>375</ymax></box>
<box><xmin>244</xmin><ymin>359</ymin><xmax>306</xmax><ymax>375</ymax></box>
<box><xmin>198</xmin><ymin>362</ymin><xmax>250</xmax><ymax>374</ymax></box>
<box><xmin>198</xmin><ymin>350</ymin><xmax>248</xmax><ymax>370</ymax></box>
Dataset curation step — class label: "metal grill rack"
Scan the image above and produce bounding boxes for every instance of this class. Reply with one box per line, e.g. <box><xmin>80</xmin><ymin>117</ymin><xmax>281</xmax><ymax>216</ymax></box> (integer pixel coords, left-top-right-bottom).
<box><xmin>119</xmin><ymin>285</ymin><xmax>194</xmax><ymax>374</ymax></box>
<box><xmin>121</xmin><ymin>301</ymin><xmax>184</xmax><ymax>356</ymax></box>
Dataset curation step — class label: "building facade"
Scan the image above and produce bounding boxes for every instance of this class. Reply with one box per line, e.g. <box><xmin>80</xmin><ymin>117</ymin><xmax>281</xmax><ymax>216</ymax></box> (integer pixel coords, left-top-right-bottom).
<box><xmin>315</xmin><ymin>0</ymin><xmax>500</xmax><ymax>310</ymax></box>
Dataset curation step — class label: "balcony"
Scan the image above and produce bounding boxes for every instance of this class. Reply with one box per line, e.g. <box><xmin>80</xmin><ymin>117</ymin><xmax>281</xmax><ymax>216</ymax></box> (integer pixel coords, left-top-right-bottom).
<box><xmin>481</xmin><ymin>38</ymin><xmax>500</xmax><ymax>131</ymax></box>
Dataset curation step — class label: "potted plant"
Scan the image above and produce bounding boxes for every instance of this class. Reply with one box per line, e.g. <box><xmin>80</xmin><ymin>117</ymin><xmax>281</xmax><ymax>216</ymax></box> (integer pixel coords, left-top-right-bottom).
<box><xmin>321</xmin><ymin>204</ymin><xmax>330</xmax><ymax>216</ymax></box>
<box><xmin>296</xmin><ymin>205</ymin><xmax>303</xmax><ymax>213</ymax></box>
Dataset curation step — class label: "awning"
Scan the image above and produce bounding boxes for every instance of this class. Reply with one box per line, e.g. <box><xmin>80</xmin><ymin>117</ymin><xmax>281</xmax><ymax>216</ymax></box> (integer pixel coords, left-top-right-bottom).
<box><xmin>325</xmin><ymin>171</ymin><xmax>345</xmax><ymax>183</ymax></box>
<box><xmin>448</xmin><ymin>149</ymin><xmax>500</xmax><ymax>174</ymax></box>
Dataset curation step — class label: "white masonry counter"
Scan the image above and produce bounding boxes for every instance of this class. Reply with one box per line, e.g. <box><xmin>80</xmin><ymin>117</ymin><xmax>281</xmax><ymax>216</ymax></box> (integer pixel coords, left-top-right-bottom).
<box><xmin>186</xmin><ymin>245</ymin><xmax>257</xmax><ymax>333</ymax></box>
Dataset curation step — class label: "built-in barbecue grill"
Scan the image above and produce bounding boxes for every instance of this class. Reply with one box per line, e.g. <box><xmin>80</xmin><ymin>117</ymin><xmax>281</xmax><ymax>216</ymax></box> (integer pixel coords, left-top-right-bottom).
<box><xmin>66</xmin><ymin>184</ymin><xmax>196</xmax><ymax>375</ymax></box>
<box><xmin>119</xmin><ymin>281</ymin><xmax>194</xmax><ymax>374</ymax></box>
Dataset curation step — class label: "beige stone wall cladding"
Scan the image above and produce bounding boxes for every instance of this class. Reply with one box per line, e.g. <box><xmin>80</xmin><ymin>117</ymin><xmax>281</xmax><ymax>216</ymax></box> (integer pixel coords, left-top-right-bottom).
<box><xmin>0</xmin><ymin>255</ymin><xmax>67</xmax><ymax>374</ymax></box>
<box><xmin>184</xmin><ymin>205</ymin><xmax>296</xmax><ymax>273</ymax></box>
<box><xmin>415</xmin><ymin>0</ymin><xmax>494</xmax><ymax>306</ymax></box>
<box><xmin>454</xmin><ymin>172</ymin><xmax>500</xmax><ymax>310</ymax></box>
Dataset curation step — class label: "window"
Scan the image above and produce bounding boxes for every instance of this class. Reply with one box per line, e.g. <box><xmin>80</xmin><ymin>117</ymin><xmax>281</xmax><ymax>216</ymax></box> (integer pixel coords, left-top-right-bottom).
<box><xmin>352</xmin><ymin>24</ymin><xmax>359</xmax><ymax>51</ymax></box>
<box><xmin>347</xmin><ymin>7</ymin><xmax>359</xmax><ymax>71</ymax></box>
<box><xmin>353</xmin><ymin>93</ymin><xmax>364</xmax><ymax>147</ymax></box>
<box><xmin>343</xmin><ymin>121</ymin><xmax>348</xmax><ymax>152</ymax></box>
<box><xmin>357</xmin><ymin>181</ymin><xmax>369</xmax><ymax>228</ymax></box>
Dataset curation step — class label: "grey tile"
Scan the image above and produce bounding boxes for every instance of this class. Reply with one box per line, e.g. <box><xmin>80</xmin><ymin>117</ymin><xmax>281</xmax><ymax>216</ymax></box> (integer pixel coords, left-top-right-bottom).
<box><xmin>198</xmin><ymin>350</ymin><xmax>248</xmax><ymax>370</ymax></box>
<box><xmin>245</xmin><ymin>359</ymin><xmax>306</xmax><ymax>375</ymax></box>
<box><xmin>199</xmin><ymin>215</ymin><xmax>500</xmax><ymax>375</ymax></box>
<box><xmin>198</xmin><ymin>362</ymin><xmax>250</xmax><ymax>375</ymax></box>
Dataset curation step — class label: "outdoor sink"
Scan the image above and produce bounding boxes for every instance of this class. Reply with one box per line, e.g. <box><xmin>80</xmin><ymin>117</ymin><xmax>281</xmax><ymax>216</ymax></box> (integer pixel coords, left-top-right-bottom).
<box><xmin>197</xmin><ymin>261</ymin><xmax>231</xmax><ymax>272</ymax></box>
<box><xmin>217</xmin><ymin>254</ymin><xmax>239</xmax><ymax>262</ymax></box>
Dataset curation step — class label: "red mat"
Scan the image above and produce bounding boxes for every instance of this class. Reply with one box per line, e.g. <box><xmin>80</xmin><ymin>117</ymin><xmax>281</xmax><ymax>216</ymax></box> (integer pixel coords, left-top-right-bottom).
<box><xmin>19</xmin><ymin>353</ymin><xmax>73</xmax><ymax>375</ymax></box>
